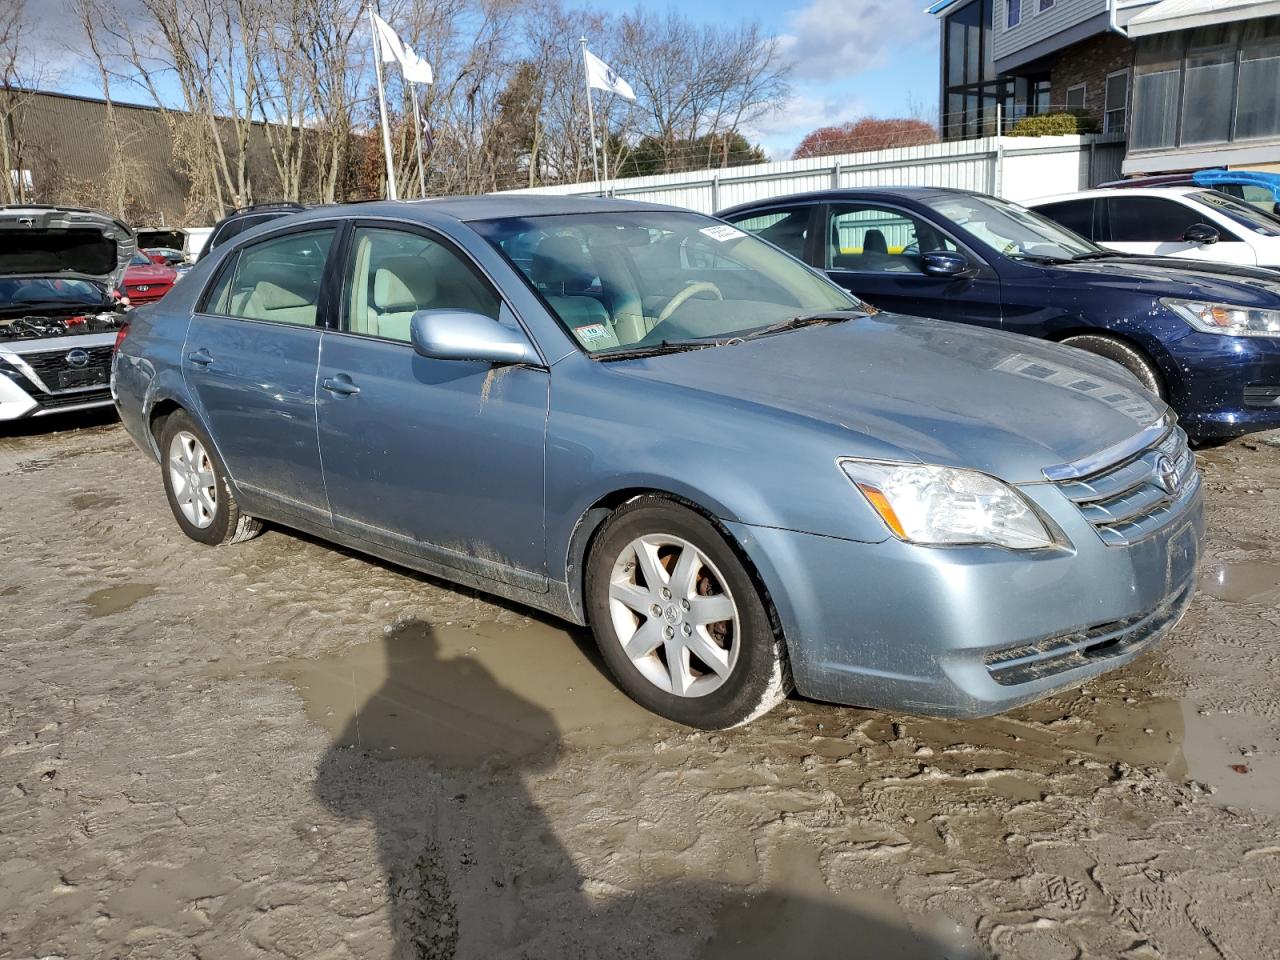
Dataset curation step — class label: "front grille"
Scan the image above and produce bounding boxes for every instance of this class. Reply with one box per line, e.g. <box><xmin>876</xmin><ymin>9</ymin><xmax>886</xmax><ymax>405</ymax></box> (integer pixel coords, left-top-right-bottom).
<box><xmin>35</xmin><ymin>388</ymin><xmax>112</xmax><ymax>409</ymax></box>
<box><xmin>1244</xmin><ymin>385</ymin><xmax>1280</xmax><ymax>408</ymax></box>
<box><xmin>1054</xmin><ymin>424</ymin><xmax>1200</xmax><ymax>546</ymax></box>
<box><xmin>984</xmin><ymin>582</ymin><xmax>1193</xmax><ymax>686</ymax></box>
<box><xmin>17</xmin><ymin>346</ymin><xmax>114</xmax><ymax>393</ymax></box>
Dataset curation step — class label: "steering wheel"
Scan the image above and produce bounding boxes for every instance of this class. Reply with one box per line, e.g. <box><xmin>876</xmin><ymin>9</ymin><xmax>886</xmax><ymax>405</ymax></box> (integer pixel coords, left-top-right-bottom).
<box><xmin>655</xmin><ymin>281</ymin><xmax>723</xmax><ymax>327</ymax></box>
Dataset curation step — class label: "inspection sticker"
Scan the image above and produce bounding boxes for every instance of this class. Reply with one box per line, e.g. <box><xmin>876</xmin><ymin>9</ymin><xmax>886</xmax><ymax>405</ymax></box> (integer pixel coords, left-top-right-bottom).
<box><xmin>699</xmin><ymin>224</ymin><xmax>746</xmax><ymax>243</ymax></box>
<box><xmin>575</xmin><ymin>323</ymin><xmax>610</xmax><ymax>343</ymax></box>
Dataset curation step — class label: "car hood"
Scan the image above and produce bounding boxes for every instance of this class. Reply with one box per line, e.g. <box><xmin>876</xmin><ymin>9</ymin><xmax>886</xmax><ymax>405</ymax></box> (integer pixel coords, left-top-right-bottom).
<box><xmin>612</xmin><ymin>314</ymin><xmax>1168</xmax><ymax>484</ymax></box>
<box><xmin>0</xmin><ymin>206</ymin><xmax>136</xmax><ymax>292</ymax></box>
<box><xmin>1049</xmin><ymin>255</ymin><xmax>1280</xmax><ymax>306</ymax></box>
<box><xmin>125</xmin><ymin>263</ymin><xmax>176</xmax><ymax>283</ymax></box>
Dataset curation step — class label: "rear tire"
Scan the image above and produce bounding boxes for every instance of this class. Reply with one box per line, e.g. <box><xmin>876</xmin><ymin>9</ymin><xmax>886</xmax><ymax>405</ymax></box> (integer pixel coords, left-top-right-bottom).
<box><xmin>158</xmin><ymin>410</ymin><xmax>262</xmax><ymax>546</ymax></box>
<box><xmin>585</xmin><ymin>497</ymin><xmax>791</xmax><ymax>729</ymax></box>
<box><xmin>1060</xmin><ymin>334</ymin><xmax>1164</xmax><ymax>398</ymax></box>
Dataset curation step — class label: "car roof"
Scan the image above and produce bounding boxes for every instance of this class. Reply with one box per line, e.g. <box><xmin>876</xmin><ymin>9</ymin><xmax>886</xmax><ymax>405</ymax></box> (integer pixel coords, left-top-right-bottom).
<box><xmin>715</xmin><ymin>186</ymin><xmax>988</xmax><ymax>217</ymax></box>
<box><xmin>1027</xmin><ymin>186</ymin><xmax>1205</xmax><ymax>204</ymax></box>
<box><xmin>263</xmin><ymin>195</ymin><xmax>689</xmax><ymax>228</ymax></box>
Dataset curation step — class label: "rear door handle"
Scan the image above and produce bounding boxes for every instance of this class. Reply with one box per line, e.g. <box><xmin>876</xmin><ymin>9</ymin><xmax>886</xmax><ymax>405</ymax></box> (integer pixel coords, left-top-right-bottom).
<box><xmin>321</xmin><ymin>375</ymin><xmax>360</xmax><ymax>397</ymax></box>
<box><xmin>186</xmin><ymin>348</ymin><xmax>214</xmax><ymax>366</ymax></box>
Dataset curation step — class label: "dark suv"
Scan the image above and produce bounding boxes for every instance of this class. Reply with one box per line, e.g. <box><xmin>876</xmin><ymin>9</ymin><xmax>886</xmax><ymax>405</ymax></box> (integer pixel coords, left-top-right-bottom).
<box><xmin>204</xmin><ymin>203</ymin><xmax>306</xmax><ymax>255</ymax></box>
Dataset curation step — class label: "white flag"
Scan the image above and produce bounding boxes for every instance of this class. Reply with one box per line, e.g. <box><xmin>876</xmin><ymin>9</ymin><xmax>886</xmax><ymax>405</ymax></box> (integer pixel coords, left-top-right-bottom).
<box><xmin>583</xmin><ymin>48</ymin><xmax>635</xmax><ymax>102</ymax></box>
<box><xmin>372</xmin><ymin>12</ymin><xmax>433</xmax><ymax>85</ymax></box>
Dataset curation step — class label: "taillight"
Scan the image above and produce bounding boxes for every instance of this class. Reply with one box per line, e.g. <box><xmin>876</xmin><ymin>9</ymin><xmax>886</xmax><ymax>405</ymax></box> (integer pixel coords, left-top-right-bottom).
<box><xmin>113</xmin><ymin>323</ymin><xmax>131</xmax><ymax>355</ymax></box>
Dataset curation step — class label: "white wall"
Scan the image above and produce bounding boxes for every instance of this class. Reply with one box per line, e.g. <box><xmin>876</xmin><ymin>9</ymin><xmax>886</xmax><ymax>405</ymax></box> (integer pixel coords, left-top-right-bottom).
<box><xmin>496</xmin><ymin>133</ymin><xmax>1126</xmax><ymax>212</ymax></box>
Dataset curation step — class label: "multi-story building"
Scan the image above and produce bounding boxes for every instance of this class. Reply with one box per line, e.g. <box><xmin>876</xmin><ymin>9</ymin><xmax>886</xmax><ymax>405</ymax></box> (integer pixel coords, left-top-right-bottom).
<box><xmin>930</xmin><ymin>0</ymin><xmax>1280</xmax><ymax>175</ymax></box>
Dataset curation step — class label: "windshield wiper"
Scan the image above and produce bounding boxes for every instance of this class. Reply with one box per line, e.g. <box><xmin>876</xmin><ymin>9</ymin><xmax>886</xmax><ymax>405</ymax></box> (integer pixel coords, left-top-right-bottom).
<box><xmin>741</xmin><ymin>311</ymin><xmax>860</xmax><ymax>341</ymax></box>
<box><xmin>1070</xmin><ymin>250</ymin><xmax>1129</xmax><ymax>261</ymax></box>
<box><xmin>597</xmin><ymin>339</ymin><xmax>729</xmax><ymax>361</ymax></box>
<box><xmin>1009</xmin><ymin>253</ymin><xmax>1073</xmax><ymax>265</ymax></box>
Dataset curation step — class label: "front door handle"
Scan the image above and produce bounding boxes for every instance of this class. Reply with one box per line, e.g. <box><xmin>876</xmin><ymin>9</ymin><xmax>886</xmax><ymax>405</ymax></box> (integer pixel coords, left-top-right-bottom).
<box><xmin>321</xmin><ymin>375</ymin><xmax>360</xmax><ymax>397</ymax></box>
<box><xmin>186</xmin><ymin>348</ymin><xmax>214</xmax><ymax>367</ymax></box>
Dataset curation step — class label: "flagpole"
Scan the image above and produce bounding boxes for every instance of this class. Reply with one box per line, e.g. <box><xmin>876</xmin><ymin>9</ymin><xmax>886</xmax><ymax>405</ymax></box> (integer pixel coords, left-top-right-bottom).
<box><xmin>579</xmin><ymin>37</ymin><xmax>600</xmax><ymax>186</ymax></box>
<box><xmin>410</xmin><ymin>83</ymin><xmax>427</xmax><ymax>198</ymax></box>
<box><xmin>369</xmin><ymin>3</ymin><xmax>398</xmax><ymax>200</ymax></box>
<box><xmin>600</xmin><ymin>100</ymin><xmax>610</xmax><ymax>193</ymax></box>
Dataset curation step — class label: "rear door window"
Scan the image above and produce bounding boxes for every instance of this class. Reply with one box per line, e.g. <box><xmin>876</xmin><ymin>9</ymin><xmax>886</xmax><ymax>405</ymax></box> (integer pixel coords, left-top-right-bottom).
<box><xmin>210</xmin><ymin>229</ymin><xmax>335</xmax><ymax>326</ymax></box>
<box><xmin>1104</xmin><ymin>196</ymin><xmax>1206</xmax><ymax>242</ymax></box>
<box><xmin>826</xmin><ymin>204</ymin><xmax>958</xmax><ymax>272</ymax></box>
<box><xmin>722</xmin><ymin>206</ymin><xmax>813</xmax><ymax>261</ymax></box>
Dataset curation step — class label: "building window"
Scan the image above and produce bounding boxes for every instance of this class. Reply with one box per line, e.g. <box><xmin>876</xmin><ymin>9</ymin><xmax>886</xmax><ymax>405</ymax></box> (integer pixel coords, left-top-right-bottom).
<box><xmin>1006</xmin><ymin>0</ymin><xmax>1021</xmax><ymax>28</ymax></box>
<box><xmin>1038</xmin><ymin>0</ymin><xmax>1055</xmax><ymax>11</ymax></box>
<box><xmin>1130</xmin><ymin>16</ymin><xmax>1280</xmax><ymax>153</ymax></box>
<box><xmin>1066</xmin><ymin>83</ymin><xmax>1086</xmax><ymax>112</ymax></box>
<box><xmin>1104</xmin><ymin>70</ymin><xmax>1129</xmax><ymax>132</ymax></box>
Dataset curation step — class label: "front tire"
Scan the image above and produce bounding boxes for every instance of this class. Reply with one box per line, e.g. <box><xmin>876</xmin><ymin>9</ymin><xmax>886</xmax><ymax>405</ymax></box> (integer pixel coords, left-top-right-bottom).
<box><xmin>158</xmin><ymin>410</ymin><xmax>262</xmax><ymax>546</ymax></box>
<box><xmin>1060</xmin><ymin>334</ymin><xmax>1165</xmax><ymax>398</ymax></box>
<box><xmin>585</xmin><ymin>497</ymin><xmax>791</xmax><ymax>729</ymax></box>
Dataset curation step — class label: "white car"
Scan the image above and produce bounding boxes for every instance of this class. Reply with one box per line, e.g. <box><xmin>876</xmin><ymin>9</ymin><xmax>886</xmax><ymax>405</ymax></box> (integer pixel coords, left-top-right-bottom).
<box><xmin>1028</xmin><ymin>187</ymin><xmax>1280</xmax><ymax>270</ymax></box>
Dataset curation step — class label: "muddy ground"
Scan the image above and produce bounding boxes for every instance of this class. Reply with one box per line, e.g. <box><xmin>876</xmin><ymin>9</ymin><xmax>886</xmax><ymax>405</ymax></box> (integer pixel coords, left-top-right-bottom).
<box><xmin>1</xmin><ymin>413</ymin><xmax>1279</xmax><ymax>960</ymax></box>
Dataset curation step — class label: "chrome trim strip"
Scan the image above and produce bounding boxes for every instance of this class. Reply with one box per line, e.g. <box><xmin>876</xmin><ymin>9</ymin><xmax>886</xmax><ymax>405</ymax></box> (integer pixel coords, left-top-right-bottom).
<box><xmin>1041</xmin><ymin>413</ymin><xmax>1175</xmax><ymax>482</ymax></box>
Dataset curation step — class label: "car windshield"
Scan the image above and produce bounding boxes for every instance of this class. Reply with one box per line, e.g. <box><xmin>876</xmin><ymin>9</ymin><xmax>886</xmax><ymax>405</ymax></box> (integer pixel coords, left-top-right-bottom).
<box><xmin>923</xmin><ymin>193</ymin><xmax>1100</xmax><ymax>261</ymax></box>
<box><xmin>130</xmin><ymin>253</ymin><xmax>153</xmax><ymax>265</ymax></box>
<box><xmin>472</xmin><ymin>211</ymin><xmax>862</xmax><ymax>356</ymax></box>
<box><xmin>1192</xmin><ymin>190</ymin><xmax>1280</xmax><ymax>236</ymax></box>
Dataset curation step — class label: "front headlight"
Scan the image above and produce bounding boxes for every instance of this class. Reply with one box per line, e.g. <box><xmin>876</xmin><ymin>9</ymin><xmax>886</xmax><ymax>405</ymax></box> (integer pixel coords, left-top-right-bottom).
<box><xmin>1162</xmin><ymin>298</ymin><xmax>1280</xmax><ymax>337</ymax></box>
<box><xmin>840</xmin><ymin>459</ymin><xmax>1053</xmax><ymax>549</ymax></box>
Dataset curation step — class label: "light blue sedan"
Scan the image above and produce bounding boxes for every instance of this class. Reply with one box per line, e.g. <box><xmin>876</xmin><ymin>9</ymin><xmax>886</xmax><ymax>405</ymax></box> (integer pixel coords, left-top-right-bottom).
<box><xmin>112</xmin><ymin>197</ymin><xmax>1204</xmax><ymax>728</ymax></box>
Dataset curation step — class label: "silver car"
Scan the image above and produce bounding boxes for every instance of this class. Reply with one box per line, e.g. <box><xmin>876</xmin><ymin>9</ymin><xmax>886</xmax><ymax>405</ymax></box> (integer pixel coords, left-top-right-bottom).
<box><xmin>112</xmin><ymin>197</ymin><xmax>1204</xmax><ymax>729</ymax></box>
<box><xmin>0</xmin><ymin>206</ymin><xmax>133</xmax><ymax>420</ymax></box>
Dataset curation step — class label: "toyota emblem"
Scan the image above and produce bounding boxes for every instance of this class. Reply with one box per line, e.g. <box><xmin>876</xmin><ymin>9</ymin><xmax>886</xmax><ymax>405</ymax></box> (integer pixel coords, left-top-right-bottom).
<box><xmin>1154</xmin><ymin>454</ymin><xmax>1180</xmax><ymax>496</ymax></box>
<box><xmin>65</xmin><ymin>348</ymin><xmax>90</xmax><ymax>369</ymax></box>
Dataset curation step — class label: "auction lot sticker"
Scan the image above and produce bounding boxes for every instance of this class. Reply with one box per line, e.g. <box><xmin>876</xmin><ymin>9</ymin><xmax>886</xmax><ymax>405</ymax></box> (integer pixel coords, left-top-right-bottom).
<box><xmin>699</xmin><ymin>224</ymin><xmax>746</xmax><ymax>243</ymax></box>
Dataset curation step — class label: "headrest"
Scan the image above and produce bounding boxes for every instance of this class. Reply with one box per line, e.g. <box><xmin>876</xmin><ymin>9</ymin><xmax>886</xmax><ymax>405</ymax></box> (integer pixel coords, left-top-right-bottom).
<box><xmin>864</xmin><ymin>229</ymin><xmax>888</xmax><ymax>255</ymax></box>
<box><xmin>373</xmin><ymin>255</ymin><xmax>436</xmax><ymax>311</ymax></box>
<box><xmin>531</xmin><ymin>235</ymin><xmax>595</xmax><ymax>292</ymax></box>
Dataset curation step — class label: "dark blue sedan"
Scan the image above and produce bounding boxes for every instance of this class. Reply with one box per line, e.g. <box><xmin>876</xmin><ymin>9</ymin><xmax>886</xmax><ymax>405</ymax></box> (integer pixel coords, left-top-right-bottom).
<box><xmin>718</xmin><ymin>188</ymin><xmax>1280</xmax><ymax>439</ymax></box>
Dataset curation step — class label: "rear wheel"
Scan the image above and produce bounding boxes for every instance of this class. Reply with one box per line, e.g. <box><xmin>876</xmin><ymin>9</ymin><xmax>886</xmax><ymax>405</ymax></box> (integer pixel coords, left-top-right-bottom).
<box><xmin>585</xmin><ymin>497</ymin><xmax>790</xmax><ymax>729</ymax></box>
<box><xmin>1060</xmin><ymin>334</ymin><xmax>1164</xmax><ymax>398</ymax></box>
<box><xmin>158</xmin><ymin>410</ymin><xmax>262</xmax><ymax>546</ymax></box>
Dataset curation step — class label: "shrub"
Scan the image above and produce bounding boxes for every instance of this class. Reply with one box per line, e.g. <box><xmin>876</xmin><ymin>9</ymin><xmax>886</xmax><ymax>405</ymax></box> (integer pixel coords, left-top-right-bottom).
<box><xmin>1006</xmin><ymin>111</ymin><xmax>1099</xmax><ymax>137</ymax></box>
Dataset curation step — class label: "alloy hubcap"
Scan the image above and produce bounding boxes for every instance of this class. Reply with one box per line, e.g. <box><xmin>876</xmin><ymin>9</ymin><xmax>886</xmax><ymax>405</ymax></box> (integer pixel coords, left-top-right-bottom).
<box><xmin>607</xmin><ymin>534</ymin><xmax>739</xmax><ymax>698</ymax></box>
<box><xmin>168</xmin><ymin>431</ymin><xmax>217</xmax><ymax>529</ymax></box>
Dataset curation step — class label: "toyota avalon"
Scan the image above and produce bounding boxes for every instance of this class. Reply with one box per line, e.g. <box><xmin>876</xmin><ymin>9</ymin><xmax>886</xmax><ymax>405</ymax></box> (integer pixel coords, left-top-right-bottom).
<box><xmin>113</xmin><ymin>197</ymin><xmax>1203</xmax><ymax>728</ymax></box>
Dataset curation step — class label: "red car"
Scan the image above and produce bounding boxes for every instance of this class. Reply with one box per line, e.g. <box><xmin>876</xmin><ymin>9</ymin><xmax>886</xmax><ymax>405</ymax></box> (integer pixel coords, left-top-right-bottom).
<box><xmin>122</xmin><ymin>252</ymin><xmax>177</xmax><ymax>304</ymax></box>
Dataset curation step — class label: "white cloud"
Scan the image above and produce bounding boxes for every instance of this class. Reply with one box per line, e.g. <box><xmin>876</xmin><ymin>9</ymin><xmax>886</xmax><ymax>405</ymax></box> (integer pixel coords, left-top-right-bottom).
<box><xmin>779</xmin><ymin>0</ymin><xmax>936</xmax><ymax>80</ymax></box>
<box><xmin>743</xmin><ymin>91</ymin><xmax>871</xmax><ymax>160</ymax></box>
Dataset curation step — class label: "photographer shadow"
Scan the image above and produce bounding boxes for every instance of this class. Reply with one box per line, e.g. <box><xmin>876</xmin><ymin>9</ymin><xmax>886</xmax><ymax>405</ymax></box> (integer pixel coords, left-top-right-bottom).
<box><xmin>312</xmin><ymin>619</ymin><xmax>966</xmax><ymax>959</ymax></box>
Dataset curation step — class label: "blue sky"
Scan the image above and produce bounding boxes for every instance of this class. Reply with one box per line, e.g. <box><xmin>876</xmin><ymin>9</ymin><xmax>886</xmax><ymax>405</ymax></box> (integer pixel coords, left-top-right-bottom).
<box><xmin>40</xmin><ymin>0</ymin><xmax>941</xmax><ymax>162</ymax></box>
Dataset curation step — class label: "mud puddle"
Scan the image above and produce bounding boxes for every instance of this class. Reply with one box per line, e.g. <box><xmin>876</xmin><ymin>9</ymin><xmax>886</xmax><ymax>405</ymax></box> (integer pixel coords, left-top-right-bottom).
<box><xmin>238</xmin><ymin>618</ymin><xmax>660</xmax><ymax>768</ymax></box>
<box><xmin>84</xmin><ymin>582</ymin><xmax>158</xmax><ymax>618</ymax></box>
<box><xmin>70</xmin><ymin>491</ymin><xmax>125</xmax><ymax>512</ymax></box>
<box><xmin>702</xmin><ymin>840</ymin><xmax>984</xmax><ymax>959</ymax></box>
<box><xmin>1199</xmin><ymin>560</ymin><xmax>1280</xmax><ymax>605</ymax></box>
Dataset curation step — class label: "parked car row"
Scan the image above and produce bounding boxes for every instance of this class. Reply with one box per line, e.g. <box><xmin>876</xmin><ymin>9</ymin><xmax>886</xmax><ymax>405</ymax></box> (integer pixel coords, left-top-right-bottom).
<box><xmin>111</xmin><ymin>194</ymin><xmax>1210</xmax><ymax>730</ymax></box>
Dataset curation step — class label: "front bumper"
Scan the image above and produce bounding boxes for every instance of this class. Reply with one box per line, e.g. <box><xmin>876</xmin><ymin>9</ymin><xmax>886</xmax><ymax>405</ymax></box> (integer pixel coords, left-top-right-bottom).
<box><xmin>0</xmin><ymin>339</ymin><xmax>116</xmax><ymax>420</ymax></box>
<box><xmin>1163</xmin><ymin>331</ymin><xmax>1280</xmax><ymax>437</ymax></box>
<box><xmin>726</xmin><ymin>476</ymin><xmax>1204</xmax><ymax>718</ymax></box>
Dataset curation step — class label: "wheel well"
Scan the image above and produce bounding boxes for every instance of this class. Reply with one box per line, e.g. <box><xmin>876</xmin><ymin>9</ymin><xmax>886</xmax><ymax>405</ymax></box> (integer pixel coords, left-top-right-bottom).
<box><xmin>566</xmin><ymin>488</ymin><xmax>787</xmax><ymax>649</ymax></box>
<box><xmin>148</xmin><ymin>399</ymin><xmax>184</xmax><ymax>442</ymax></box>
<box><xmin>1048</xmin><ymin>328</ymin><xmax>1167</xmax><ymax>392</ymax></box>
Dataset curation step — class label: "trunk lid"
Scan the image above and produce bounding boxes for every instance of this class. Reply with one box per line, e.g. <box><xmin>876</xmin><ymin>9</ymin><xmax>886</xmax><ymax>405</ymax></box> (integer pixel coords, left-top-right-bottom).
<box><xmin>0</xmin><ymin>206</ymin><xmax>136</xmax><ymax>292</ymax></box>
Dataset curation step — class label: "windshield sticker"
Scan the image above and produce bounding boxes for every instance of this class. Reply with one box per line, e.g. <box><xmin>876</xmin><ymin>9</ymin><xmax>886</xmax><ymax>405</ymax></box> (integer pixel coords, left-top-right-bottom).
<box><xmin>575</xmin><ymin>323</ymin><xmax>610</xmax><ymax>343</ymax></box>
<box><xmin>699</xmin><ymin>224</ymin><xmax>746</xmax><ymax>243</ymax></box>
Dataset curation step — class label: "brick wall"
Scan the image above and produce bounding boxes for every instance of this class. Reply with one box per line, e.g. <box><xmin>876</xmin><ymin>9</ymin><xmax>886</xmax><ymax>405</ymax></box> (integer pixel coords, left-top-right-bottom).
<box><xmin>1048</xmin><ymin>32</ymin><xmax>1135</xmax><ymax>127</ymax></box>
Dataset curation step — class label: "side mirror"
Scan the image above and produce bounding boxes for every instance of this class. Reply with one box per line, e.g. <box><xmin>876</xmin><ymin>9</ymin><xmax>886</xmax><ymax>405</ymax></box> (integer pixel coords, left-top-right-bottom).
<box><xmin>1272</xmin><ymin>201</ymin><xmax>1280</xmax><ymax>218</ymax></box>
<box><xmin>1183</xmin><ymin>223</ymin><xmax>1220</xmax><ymax>245</ymax></box>
<box><xmin>409</xmin><ymin>310</ymin><xmax>540</xmax><ymax>366</ymax></box>
<box><xmin>921</xmin><ymin>251</ymin><xmax>973</xmax><ymax>279</ymax></box>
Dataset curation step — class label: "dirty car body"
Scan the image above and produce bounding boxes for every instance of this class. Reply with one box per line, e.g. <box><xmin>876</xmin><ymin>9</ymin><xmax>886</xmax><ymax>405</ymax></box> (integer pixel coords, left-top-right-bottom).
<box><xmin>0</xmin><ymin>205</ymin><xmax>133</xmax><ymax>420</ymax></box>
<box><xmin>113</xmin><ymin>197</ymin><xmax>1204</xmax><ymax>724</ymax></box>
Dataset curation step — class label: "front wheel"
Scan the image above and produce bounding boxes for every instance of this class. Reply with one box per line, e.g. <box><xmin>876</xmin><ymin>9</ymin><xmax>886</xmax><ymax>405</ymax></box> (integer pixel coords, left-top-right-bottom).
<box><xmin>158</xmin><ymin>410</ymin><xmax>262</xmax><ymax>546</ymax></box>
<box><xmin>585</xmin><ymin>498</ymin><xmax>791</xmax><ymax>729</ymax></box>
